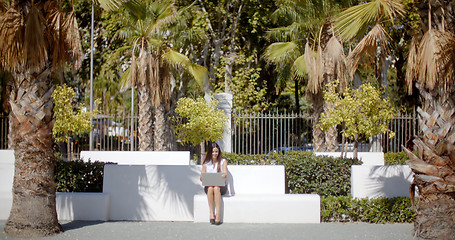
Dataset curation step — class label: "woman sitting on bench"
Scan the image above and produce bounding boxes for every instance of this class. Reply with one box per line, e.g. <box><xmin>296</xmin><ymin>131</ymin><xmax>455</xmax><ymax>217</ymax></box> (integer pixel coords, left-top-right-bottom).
<box><xmin>200</xmin><ymin>143</ymin><xmax>228</xmax><ymax>225</ymax></box>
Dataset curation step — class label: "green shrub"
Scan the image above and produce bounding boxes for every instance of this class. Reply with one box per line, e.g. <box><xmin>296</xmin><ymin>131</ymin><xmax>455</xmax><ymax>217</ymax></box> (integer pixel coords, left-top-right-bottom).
<box><xmin>384</xmin><ymin>151</ymin><xmax>409</xmax><ymax>165</ymax></box>
<box><xmin>55</xmin><ymin>159</ymin><xmax>113</xmax><ymax>192</ymax></box>
<box><xmin>321</xmin><ymin>196</ymin><xmax>415</xmax><ymax>223</ymax></box>
<box><xmin>224</xmin><ymin>151</ymin><xmax>362</xmax><ymax>197</ymax></box>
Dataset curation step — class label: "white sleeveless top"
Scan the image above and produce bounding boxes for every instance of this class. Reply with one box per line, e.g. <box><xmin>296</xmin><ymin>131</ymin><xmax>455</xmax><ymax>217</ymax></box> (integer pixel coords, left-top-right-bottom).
<box><xmin>205</xmin><ymin>158</ymin><xmax>226</xmax><ymax>173</ymax></box>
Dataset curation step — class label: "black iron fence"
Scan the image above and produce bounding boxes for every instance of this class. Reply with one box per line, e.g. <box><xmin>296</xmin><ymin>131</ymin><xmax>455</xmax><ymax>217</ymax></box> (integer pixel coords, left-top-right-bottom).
<box><xmin>0</xmin><ymin>110</ymin><xmax>418</xmax><ymax>155</ymax></box>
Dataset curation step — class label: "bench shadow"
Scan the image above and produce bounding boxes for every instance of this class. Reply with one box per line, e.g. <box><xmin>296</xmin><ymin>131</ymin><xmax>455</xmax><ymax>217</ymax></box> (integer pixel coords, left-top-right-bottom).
<box><xmin>366</xmin><ymin>165</ymin><xmax>413</xmax><ymax>198</ymax></box>
<box><xmin>153</xmin><ymin>165</ymin><xmax>204</xmax><ymax>220</ymax></box>
<box><xmin>60</xmin><ymin>220</ymin><xmax>104</xmax><ymax>231</ymax></box>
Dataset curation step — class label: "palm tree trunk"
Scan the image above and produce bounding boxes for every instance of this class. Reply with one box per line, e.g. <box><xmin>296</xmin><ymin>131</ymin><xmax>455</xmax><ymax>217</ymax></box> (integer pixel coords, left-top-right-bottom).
<box><xmin>311</xmin><ymin>91</ymin><xmax>326</xmax><ymax>152</ymax></box>
<box><xmin>154</xmin><ymin>103</ymin><xmax>167</xmax><ymax>151</ymax></box>
<box><xmin>4</xmin><ymin>72</ymin><xmax>61</xmax><ymax>238</ymax></box>
<box><xmin>324</xmin><ymin>100</ymin><xmax>338</xmax><ymax>152</ymax></box>
<box><xmin>404</xmin><ymin>87</ymin><xmax>455</xmax><ymax>239</ymax></box>
<box><xmin>137</xmin><ymin>80</ymin><xmax>153</xmax><ymax>151</ymax></box>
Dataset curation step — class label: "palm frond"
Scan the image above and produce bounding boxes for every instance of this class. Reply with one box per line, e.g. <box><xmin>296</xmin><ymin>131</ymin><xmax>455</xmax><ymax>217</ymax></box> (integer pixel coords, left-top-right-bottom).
<box><xmin>0</xmin><ymin>7</ymin><xmax>24</xmax><ymax>71</ymax></box>
<box><xmin>187</xmin><ymin>63</ymin><xmax>208</xmax><ymax>88</ymax></box>
<box><xmin>442</xmin><ymin>35</ymin><xmax>455</xmax><ymax>91</ymax></box>
<box><xmin>150</xmin><ymin>1</ymin><xmax>177</xmax><ymax>35</ymax></box>
<box><xmin>333</xmin><ymin>0</ymin><xmax>404</xmax><ymax>41</ymax></box>
<box><xmin>119</xmin><ymin>67</ymin><xmax>131</xmax><ymax>91</ymax></box>
<box><xmin>63</xmin><ymin>11</ymin><xmax>83</xmax><ymax>71</ymax></box>
<box><xmin>305</xmin><ymin>42</ymin><xmax>323</xmax><ymax>94</ymax></box>
<box><xmin>405</xmin><ymin>36</ymin><xmax>419</xmax><ymax>94</ymax></box>
<box><xmin>347</xmin><ymin>24</ymin><xmax>389</xmax><ymax>76</ymax></box>
<box><xmin>129</xmin><ymin>53</ymin><xmax>137</xmax><ymax>87</ymax></box>
<box><xmin>292</xmin><ymin>54</ymin><xmax>308</xmax><ymax>79</ymax></box>
<box><xmin>323</xmin><ymin>36</ymin><xmax>350</xmax><ymax>91</ymax></box>
<box><xmin>315</xmin><ymin>44</ymin><xmax>323</xmax><ymax>91</ymax></box>
<box><xmin>96</xmin><ymin>0</ymin><xmax>137</xmax><ymax>11</ymax></box>
<box><xmin>47</xmin><ymin>4</ymin><xmax>68</xmax><ymax>70</ymax></box>
<box><xmin>270</xmin><ymin>0</ymin><xmax>305</xmax><ymax>23</ymax></box>
<box><xmin>275</xmin><ymin>62</ymin><xmax>293</xmax><ymax>94</ymax></box>
<box><xmin>0</xmin><ymin>0</ymin><xmax>8</xmax><ymax>14</ymax></box>
<box><xmin>163</xmin><ymin>48</ymin><xmax>191</xmax><ymax>67</ymax></box>
<box><xmin>417</xmin><ymin>29</ymin><xmax>455</xmax><ymax>91</ymax></box>
<box><xmin>149</xmin><ymin>53</ymin><xmax>161</xmax><ymax>106</ymax></box>
<box><xmin>163</xmin><ymin>49</ymin><xmax>207</xmax><ymax>88</ymax></box>
<box><xmin>24</xmin><ymin>4</ymin><xmax>48</xmax><ymax>72</ymax></box>
<box><xmin>263</xmin><ymin>42</ymin><xmax>300</xmax><ymax>65</ymax></box>
<box><xmin>266</xmin><ymin>22</ymin><xmax>307</xmax><ymax>42</ymax></box>
<box><xmin>122</xmin><ymin>0</ymin><xmax>147</xmax><ymax>20</ymax></box>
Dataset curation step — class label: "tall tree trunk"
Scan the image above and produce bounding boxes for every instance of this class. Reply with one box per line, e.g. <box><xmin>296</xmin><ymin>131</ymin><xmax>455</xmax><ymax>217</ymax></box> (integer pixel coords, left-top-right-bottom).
<box><xmin>4</xmin><ymin>72</ymin><xmax>61</xmax><ymax>238</ymax></box>
<box><xmin>294</xmin><ymin>79</ymin><xmax>300</xmax><ymax>113</ymax></box>
<box><xmin>137</xmin><ymin>78</ymin><xmax>153</xmax><ymax>151</ymax></box>
<box><xmin>404</xmin><ymin>87</ymin><xmax>455</xmax><ymax>239</ymax></box>
<box><xmin>324</xmin><ymin>100</ymin><xmax>338</xmax><ymax>152</ymax></box>
<box><xmin>311</xmin><ymin>91</ymin><xmax>326</xmax><ymax>152</ymax></box>
<box><xmin>154</xmin><ymin>103</ymin><xmax>167</xmax><ymax>151</ymax></box>
<box><xmin>137</xmin><ymin>80</ymin><xmax>153</xmax><ymax>151</ymax></box>
<box><xmin>137</xmin><ymin>50</ymin><xmax>154</xmax><ymax>151</ymax></box>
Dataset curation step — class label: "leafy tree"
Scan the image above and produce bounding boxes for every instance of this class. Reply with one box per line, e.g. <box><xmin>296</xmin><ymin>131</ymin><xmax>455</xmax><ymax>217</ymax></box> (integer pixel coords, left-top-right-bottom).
<box><xmin>52</xmin><ymin>84</ymin><xmax>98</xmax><ymax>161</ymax></box>
<box><xmin>214</xmin><ymin>51</ymin><xmax>269</xmax><ymax>114</ymax></box>
<box><xmin>319</xmin><ymin>81</ymin><xmax>396</xmax><ymax>159</ymax></box>
<box><xmin>172</xmin><ymin>97</ymin><xmax>227</xmax><ymax>159</ymax></box>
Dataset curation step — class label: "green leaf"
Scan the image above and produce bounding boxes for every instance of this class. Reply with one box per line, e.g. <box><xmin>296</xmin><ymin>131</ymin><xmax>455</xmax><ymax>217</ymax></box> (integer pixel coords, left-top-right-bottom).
<box><xmin>263</xmin><ymin>42</ymin><xmax>300</xmax><ymax>64</ymax></box>
<box><xmin>292</xmin><ymin>54</ymin><xmax>308</xmax><ymax>78</ymax></box>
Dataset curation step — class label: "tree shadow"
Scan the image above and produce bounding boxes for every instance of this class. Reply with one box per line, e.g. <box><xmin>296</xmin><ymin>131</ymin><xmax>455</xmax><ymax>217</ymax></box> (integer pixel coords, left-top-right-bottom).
<box><xmin>104</xmin><ymin>165</ymin><xmax>204</xmax><ymax>221</ymax></box>
<box><xmin>365</xmin><ymin>165</ymin><xmax>414</xmax><ymax>198</ymax></box>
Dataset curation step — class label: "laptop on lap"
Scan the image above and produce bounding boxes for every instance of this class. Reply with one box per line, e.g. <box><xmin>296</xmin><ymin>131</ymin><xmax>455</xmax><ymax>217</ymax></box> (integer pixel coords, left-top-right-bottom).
<box><xmin>201</xmin><ymin>172</ymin><xmax>225</xmax><ymax>186</ymax></box>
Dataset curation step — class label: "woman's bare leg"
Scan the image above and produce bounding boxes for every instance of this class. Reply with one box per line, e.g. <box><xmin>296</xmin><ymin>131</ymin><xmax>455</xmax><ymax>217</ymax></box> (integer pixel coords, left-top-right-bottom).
<box><xmin>214</xmin><ymin>187</ymin><xmax>221</xmax><ymax>222</ymax></box>
<box><xmin>207</xmin><ymin>187</ymin><xmax>215</xmax><ymax>219</ymax></box>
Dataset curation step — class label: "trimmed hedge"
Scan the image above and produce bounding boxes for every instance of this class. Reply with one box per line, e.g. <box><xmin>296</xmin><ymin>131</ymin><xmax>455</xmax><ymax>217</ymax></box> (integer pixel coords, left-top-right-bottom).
<box><xmin>55</xmin><ymin>159</ymin><xmax>112</xmax><ymax>192</ymax></box>
<box><xmin>224</xmin><ymin>151</ymin><xmax>362</xmax><ymax>197</ymax></box>
<box><xmin>384</xmin><ymin>151</ymin><xmax>409</xmax><ymax>165</ymax></box>
<box><xmin>321</xmin><ymin>196</ymin><xmax>415</xmax><ymax>223</ymax></box>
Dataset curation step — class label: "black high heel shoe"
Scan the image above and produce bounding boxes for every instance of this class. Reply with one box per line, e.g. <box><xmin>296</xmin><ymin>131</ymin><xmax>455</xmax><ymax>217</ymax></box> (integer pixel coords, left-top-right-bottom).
<box><xmin>214</xmin><ymin>220</ymin><xmax>222</xmax><ymax>225</ymax></box>
<box><xmin>210</xmin><ymin>218</ymin><xmax>215</xmax><ymax>224</ymax></box>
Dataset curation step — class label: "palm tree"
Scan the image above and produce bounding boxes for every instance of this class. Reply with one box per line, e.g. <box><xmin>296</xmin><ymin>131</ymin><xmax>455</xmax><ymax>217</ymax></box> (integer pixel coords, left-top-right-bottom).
<box><xmin>335</xmin><ymin>0</ymin><xmax>455</xmax><ymax>238</ymax></box>
<box><xmin>0</xmin><ymin>0</ymin><xmax>130</xmax><ymax>237</ymax></box>
<box><xmin>403</xmin><ymin>1</ymin><xmax>455</xmax><ymax>238</ymax></box>
<box><xmin>114</xmin><ymin>0</ymin><xmax>207</xmax><ymax>151</ymax></box>
<box><xmin>264</xmin><ymin>0</ymin><xmax>354</xmax><ymax>152</ymax></box>
<box><xmin>0</xmin><ymin>0</ymin><xmax>82</xmax><ymax>237</ymax></box>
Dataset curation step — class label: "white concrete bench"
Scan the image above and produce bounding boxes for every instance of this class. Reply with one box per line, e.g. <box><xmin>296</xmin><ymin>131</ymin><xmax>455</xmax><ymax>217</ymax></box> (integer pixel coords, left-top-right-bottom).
<box><xmin>103</xmin><ymin>164</ymin><xmax>320</xmax><ymax>223</ymax></box>
<box><xmin>351</xmin><ymin>165</ymin><xmax>414</xmax><ymax>199</ymax></box>
<box><xmin>103</xmin><ymin>165</ymin><xmax>203</xmax><ymax>221</ymax></box>
<box><xmin>314</xmin><ymin>152</ymin><xmax>385</xmax><ymax>165</ymax></box>
<box><xmin>56</xmin><ymin>192</ymin><xmax>109</xmax><ymax>221</ymax></box>
<box><xmin>193</xmin><ymin>165</ymin><xmax>320</xmax><ymax>223</ymax></box>
<box><xmin>80</xmin><ymin>151</ymin><xmax>191</xmax><ymax>165</ymax></box>
<box><xmin>0</xmin><ymin>150</ymin><xmax>14</xmax><ymax>220</ymax></box>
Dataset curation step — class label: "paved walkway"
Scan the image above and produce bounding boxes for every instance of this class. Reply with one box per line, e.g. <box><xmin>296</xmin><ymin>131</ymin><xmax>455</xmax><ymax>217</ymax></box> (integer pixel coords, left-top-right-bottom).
<box><xmin>1</xmin><ymin>221</ymin><xmax>415</xmax><ymax>240</ymax></box>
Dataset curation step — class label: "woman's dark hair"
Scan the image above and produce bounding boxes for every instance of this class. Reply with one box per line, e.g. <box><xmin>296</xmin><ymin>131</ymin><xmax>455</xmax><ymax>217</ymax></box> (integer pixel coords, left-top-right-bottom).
<box><xmin>204</xmin><ymin>143</ymin><xmax>222</xmax><ymax>172</ymax></box>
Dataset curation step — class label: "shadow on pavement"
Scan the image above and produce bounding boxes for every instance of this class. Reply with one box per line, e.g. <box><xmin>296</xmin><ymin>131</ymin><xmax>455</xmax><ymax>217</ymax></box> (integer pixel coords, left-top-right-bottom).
<box><xmin>61</xmin><ymin>220</ymin><xmax>104</xmax><ymax>231</ymax></box>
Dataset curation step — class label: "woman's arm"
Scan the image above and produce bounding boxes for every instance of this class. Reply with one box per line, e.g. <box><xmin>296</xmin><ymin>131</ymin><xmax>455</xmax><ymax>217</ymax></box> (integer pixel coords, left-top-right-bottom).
<box><xmin>200</xmin><ymin>164</ymin><xmax>206</xmax><ymax>181</ymax></box>
<box><xmin>221</xmin><ymin>159</ymin><xmax>228</xmax><ymax>178</ymax></box>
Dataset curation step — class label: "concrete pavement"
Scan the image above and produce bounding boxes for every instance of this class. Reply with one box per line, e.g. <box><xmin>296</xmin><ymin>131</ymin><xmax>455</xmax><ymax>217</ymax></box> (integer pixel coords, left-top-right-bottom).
<box><xmin>1</xmin><ymin>221</ymin><xmax>416</xmax><ymax>240</ymax></box>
